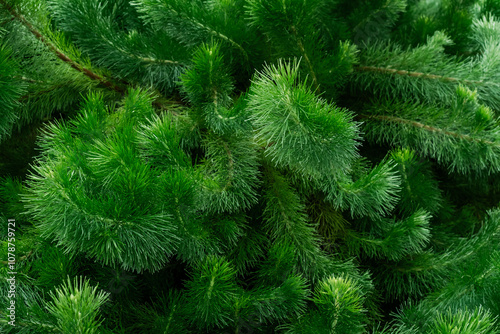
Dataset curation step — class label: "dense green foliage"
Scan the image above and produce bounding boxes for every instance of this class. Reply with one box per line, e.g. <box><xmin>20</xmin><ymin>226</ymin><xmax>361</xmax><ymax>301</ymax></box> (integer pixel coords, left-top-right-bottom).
<box><xmin>1</xmin><ymin>0</ymin><xmax>500</xmax><ymax>333</ymax></box>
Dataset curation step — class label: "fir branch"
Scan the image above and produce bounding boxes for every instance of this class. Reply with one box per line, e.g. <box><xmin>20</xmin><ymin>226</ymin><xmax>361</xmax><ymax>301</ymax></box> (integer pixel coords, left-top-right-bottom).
<box><xmin>0</xmin><ymin>0</ymin><xmax>125</xmax><ymax>94</ymax></box>
<box><xmin>184</xmin><ymin>256</ymin><xmax>238</xmax><ymax>329</ymax></box>
<box><xmin>359</xmin><ymin>114</ymin><xmax>497</xmax><ymax>146</ymax></box>
<box><xmin>354</xmin><ymin>65</ymin><xmax>491</xmax><ymax>86</ymax></box>
<box><xmin>352</xmin><ymin>0</ymin><xmax>399</xmax><ymax>33</ymax></box>
<box><xmin>248</xmin><ymin>59</ymin><xmax>360</xmax><ymax>179</ymax></box>
<box><xmin>246</xmin><ymin>0</ymin><xmax>329</xmax><ymax>91</ymax></box>
<box><xmin>160</xmin><ymin>3</ymin><xmax>249</xmax><ymax>62</ymax></box>
<box><xmin>179</xmin><ymin>43</ymin><xmax>236</xmax><ymax>132</ymax></box>
<box><xmin>360</xmin><ymin>89</ymin><xmax>500</xmax><ymax>174</ymax></box>
<box><xmin>200</xmin><ymin>133</ymin><xmax>260</xmax><ymax>214</ymax></box>
<box><xmin>282</xmin><ymin>275</ymin><xmax>367</xmax><ymax>333</ymax></box>
<box><xmin>318</xmin><ymin>158</ymin><xmax>401</xmax><ymax>218</ymax></box>
<box><xmin>261</xmin><ymin>165</ymin><xmax>329</xmax><ymax>281</ymax></box>
<box><xmin>46</xmin><ymin>276</ymin><xmax>109</xmax><ymax>334</ymax></box>
<box><xmin>23</xmin><ymin>90</ymin><xmax>181</xmax><ymax>272</ymax></box>
<box><xmin>351</xmin><ymin>0</ymin><xmax>407</xmax><ymax>44</ymax></box>
<box><xmin>133</xmin><ymin>0</ymin><xmax>252</xmax><ymax>67</ymax></box>
<box><xmin>396</xmin><ymin>212</ymin><xmax>500</xmax><ymax>273</ymax></box>
<box><xmin>5</xmin><ymin>1</ymin><xmax>500</xmax><ymax>332</ymax></box>
<box><xmin>390</xmin><ymin>148</ymin><xmax>442</xmax><ymax>215</ymax></box>
<box><xmin>50</xmin><ymin>0</ymin><xmax>187</xmax><ymax>93</ymax></box>
<box><xmin>344</xmin><ymin>209</ymin><xmax>431</xmax><ymax>261</ymax></box>
<box><xmin>352</xmin><ymin>31</ymin><xmax>500</xmax><ymax>109</ymax></box>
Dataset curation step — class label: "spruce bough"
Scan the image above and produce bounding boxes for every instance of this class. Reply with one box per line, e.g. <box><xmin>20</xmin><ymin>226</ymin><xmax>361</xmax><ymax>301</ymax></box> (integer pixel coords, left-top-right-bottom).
<box><xmin>1</xmin><ymin>0</ymin><xmax>500</xmax><ymax>333</ymax></box>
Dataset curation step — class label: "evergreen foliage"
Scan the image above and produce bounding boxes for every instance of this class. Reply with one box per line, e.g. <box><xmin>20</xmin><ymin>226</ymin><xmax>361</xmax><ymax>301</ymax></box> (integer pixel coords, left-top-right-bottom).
<box><xmin>1</xmin><ymin>0</ymin><xmax>500</xmax><ymax>333</ymax></box>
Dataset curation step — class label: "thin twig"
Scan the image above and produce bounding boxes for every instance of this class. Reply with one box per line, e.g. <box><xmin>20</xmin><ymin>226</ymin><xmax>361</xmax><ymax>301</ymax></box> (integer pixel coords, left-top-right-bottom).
<box><xmin>1</xmin><ymin>0</ymin><xmax>189</xmax><ymax>115</ymax></box>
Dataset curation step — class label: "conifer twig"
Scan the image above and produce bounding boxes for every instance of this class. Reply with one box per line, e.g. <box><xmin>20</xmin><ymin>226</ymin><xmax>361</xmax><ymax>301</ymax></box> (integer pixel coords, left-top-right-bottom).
<box><xmin>163</xmin><ymin>5</ymin><xmax>249</xmax><ymax>62</ymax></box>
<box><xmin>359</xmin><ymin>113</ymin><xmax>497</xmax><ymax>146</ymax></box>
<box><xmin>355</xmin><ymin>65</ymin><xmax>498</xmax><ymax>87</ymax></box>
<box><xmin>2</xmin><ymin>0</ymin><xmax>184</xmax><ymax>116</ymax></box>
<box><xmin>0</xmin><ymin>0</ymin><xmax>125</xmax><ymax>94</ymax></box>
